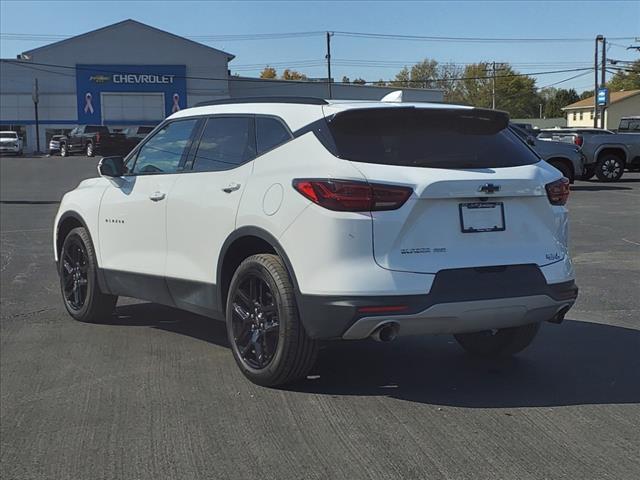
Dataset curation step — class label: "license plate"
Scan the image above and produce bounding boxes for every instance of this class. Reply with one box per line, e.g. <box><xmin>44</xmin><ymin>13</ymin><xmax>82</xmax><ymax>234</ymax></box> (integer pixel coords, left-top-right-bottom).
<box><xmin>459</xmin><ymin>202</ymin><xmax>505</xmax><ymax>233</ymax></box>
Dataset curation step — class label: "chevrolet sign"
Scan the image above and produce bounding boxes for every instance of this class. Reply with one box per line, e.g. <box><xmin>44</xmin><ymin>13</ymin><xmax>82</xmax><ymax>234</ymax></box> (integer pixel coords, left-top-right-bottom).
<box><xmin>113</xmin><ymin>74</ymin><xmax>175</xmax><ymax>84</ymax></box>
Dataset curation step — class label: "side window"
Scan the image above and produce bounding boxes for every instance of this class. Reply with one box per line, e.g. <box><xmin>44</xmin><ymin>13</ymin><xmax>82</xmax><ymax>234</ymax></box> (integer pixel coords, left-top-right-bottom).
<box><xmin>192</xmin><ymin>117</ymin><xmax>256</xmax><ymax>172</ymax></box>
<box><xmin>256</xmin><ymin>117</ymin><xmax>292</xmax><ymax>155</ymax></box>
<box><xmin>132</xmin><ymin>119</ymin><xmax>197</xmax><ymax>175</ymax></box>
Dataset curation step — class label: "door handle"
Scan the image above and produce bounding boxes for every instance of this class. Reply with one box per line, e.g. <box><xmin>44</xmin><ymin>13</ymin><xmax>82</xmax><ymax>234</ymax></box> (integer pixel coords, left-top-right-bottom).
<box><xmin>222</xmin><ymin>183</ymin><xmax>241</xmax><ymax>193</ymax></box>
<box><xmin>149</xmin><ymin>191</ymin><xmax>166</xmax><ymax>202</ymax></box>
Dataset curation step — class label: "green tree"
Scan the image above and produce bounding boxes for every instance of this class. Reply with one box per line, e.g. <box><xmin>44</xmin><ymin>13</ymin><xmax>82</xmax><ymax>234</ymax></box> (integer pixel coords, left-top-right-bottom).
<box><xmin>540</xmin><ymin>88</ymin><xmax>580</xmax><ymax>117</ymax></box>
<box><xmin>607</xmin><ymin>59</ymin><xmax>640</xmax><ymax>91</ymax></box>
<box><xmin>580</xmin><ymin>90</ymin><xmax>594</xmax><ymax>100</ymax></box>
<box><xmin>260</xmin><ymin>66</ymin><xmax>277</xmax><ymax>79</ymax></box>
<box><xmin>453</xmin><ymin>62</ymin><xmax>541</xmax><ymax>117</ymax></box>
<box><xmin>341</xmin><ymin>76</ymin><xmax>350</xmax><ymax>83</ymax></box>
<box><xmin>392</xmin><ymin>59</ymin><xmax>438</xmax><ymax>88</ymax></box>
<box><xmin>352</xmin><ymin>77</ymin><xmax>366</xmax><ymax>85</ymax></box>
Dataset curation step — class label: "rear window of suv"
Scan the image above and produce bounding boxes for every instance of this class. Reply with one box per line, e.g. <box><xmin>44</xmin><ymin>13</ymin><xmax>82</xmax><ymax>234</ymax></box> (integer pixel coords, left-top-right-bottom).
<box><xmin>327</xmin><ymin>107</ymin><xmax>539</xmax><ymax>169</ymax></box>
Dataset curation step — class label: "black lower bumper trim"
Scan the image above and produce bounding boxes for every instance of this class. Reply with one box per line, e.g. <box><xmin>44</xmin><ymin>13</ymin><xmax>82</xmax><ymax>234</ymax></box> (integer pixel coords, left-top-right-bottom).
<box><xmin>297</xmin><ymin>265</ymin><xmax>578</xmax><ymax>340</ymax></box>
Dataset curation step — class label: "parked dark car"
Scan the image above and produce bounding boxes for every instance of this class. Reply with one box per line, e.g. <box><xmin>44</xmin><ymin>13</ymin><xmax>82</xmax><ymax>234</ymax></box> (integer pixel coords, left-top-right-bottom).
<box><xmin>121</xmin><ymin>125</ymin><xmax>155</xmax><ymax>152</ymax></box>
<box><xmin>59</xmin><ymin>125</ymin><xmax>129</xmax><ymax>157</ymax></box>
<box><xmin>618</xmin><ymin>116</ymin><xmax>640</xmax><ymax>133</ymax></box>
<box><xmin>48</xmin><ymin>135</ymin><xmax>64</xmax><ymax>155</ymax></box>
<box><xmin>537</xmin><ymin>128</ymin><xmax>614</xmax><ymax>147</ymax></box>
<box><xmin>510</xmin><ymin>124</ymin><xmax>584</xmax><ymax>182</ymax></box>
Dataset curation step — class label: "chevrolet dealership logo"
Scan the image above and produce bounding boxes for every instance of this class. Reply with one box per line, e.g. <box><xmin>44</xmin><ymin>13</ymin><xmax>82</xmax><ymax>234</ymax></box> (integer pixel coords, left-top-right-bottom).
<box><xmin>89</xmin><ymin>75</ymin><xmax>111</xmax><ymax>84</ymax></box>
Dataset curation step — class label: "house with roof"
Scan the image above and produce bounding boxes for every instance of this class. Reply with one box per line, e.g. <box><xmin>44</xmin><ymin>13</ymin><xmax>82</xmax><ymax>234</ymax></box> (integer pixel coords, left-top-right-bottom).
<box><xmin>562</xmin><ymin>89</ymin><xmax>640</xmax><ymax>130</ymax></box>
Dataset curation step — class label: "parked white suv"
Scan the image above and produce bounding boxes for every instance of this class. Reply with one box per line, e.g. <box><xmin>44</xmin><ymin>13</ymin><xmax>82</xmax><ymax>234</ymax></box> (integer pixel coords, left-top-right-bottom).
<box><xmin>0</xmin><ymin>131</ymin><xmax>23</xmax><ymax>156</ymax></box>
<box><xmin>54</xmin><ymin>97</ymin><xmax>578</xmax><ymax>386</ymax></box>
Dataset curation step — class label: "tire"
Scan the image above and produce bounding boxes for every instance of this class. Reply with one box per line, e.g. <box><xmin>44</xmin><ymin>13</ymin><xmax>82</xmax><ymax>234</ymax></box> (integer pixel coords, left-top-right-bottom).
<box><xmin>580</xmin><ymin>165</ymin><xmax>596</xmax><ymax>180</ymax></box>
<box><xmin>59</xmin><ymin>226</ymin><xmax>117</xmax><ymax>322</ymax></box>
<box><xmin>86</xmin><ymin>142</ymin><xmax>94</xmax><ymax>157</ymax></box>
<box><xmin>454</xmin><ymin>322</ymin><xmax>541</xmax><ymax>358</ymax></box>
<box><xmin>60</xmin><ymin>144</ymin><xmax>69</xmax><ymax>157</ymax></box>
<box><xmin>595</xmin><ymin>154</ymin><xmax>625</xmax><ymax>182</ymax></box>
<box><xmin>548</xmin><ymin>160</ymin><xmax>572</xmax><ymax>182</ymax></box>
<box><xmin>226</xmin><ymin>253</ymin><xmax>317</xmax><ymax>387</ymax></box>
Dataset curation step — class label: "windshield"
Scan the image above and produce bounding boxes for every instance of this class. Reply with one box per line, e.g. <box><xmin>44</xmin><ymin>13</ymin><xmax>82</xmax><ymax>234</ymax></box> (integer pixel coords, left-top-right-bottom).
<box><xmin>0</xmin><ymin>132</ymin><xmax>17</xmax><ymax>139</ymax></box>
<box><xmin>327</xmin><ymin>108</ymin><xmax>539</xmax><ymax>169</ymax></box>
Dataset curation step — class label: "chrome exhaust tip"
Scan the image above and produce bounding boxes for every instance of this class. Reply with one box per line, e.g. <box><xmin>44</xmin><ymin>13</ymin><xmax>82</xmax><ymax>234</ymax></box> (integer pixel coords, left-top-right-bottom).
<box><xmin>371</xmin><ymin>322</ymin><xmax>400</xmax><ymax>342</ymax></box>
<box><xmin>548</xmin><ymin>305</ymin><xmax>571</xmax><ymax>324</ymax></box>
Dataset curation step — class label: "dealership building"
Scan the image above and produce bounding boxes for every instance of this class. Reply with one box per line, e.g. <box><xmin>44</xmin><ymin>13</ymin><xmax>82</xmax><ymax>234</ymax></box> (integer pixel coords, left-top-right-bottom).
<box><xmin>0</xmin><ymin>19</ymin><xmax>443</xmax><ymax>153</ymax></box>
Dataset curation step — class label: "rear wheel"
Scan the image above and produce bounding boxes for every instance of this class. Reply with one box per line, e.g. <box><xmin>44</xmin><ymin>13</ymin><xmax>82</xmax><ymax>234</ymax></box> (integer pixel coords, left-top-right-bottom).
<box><xmin>59</xmin><ymin>227</ymin><xmax>117</xmax><ymax>322</ymax></box>
<box><xmin>86</xmin><ymin>142</ymin><xmax>94</xmax><ymax>157</ymax></box>
<box><xmin>226</xmin><ymin>254</ymin><xmax>317</xmax><ymax>387</ymax></box>
<box><xmin>595</xmin><ymin>154</ymin><xmax>624</xmax><ymax>182</ymax></box>
<box><xmin>454</xmin><ymin>322</ymin><xmax>541</xmax><ymax>358</ymax></box>
<box><xmin>548</xmin><ymin>160</ymin><xmax>572</xmax><ymax>182</ymax></box>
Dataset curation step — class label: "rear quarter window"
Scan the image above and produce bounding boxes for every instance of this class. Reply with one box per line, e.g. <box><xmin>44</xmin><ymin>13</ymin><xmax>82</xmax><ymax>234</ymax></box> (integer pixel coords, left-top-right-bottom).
<box><xmin>327</xmin><ymin>108</ymin><xmax>539</xmax><ymax>169</ymax></box>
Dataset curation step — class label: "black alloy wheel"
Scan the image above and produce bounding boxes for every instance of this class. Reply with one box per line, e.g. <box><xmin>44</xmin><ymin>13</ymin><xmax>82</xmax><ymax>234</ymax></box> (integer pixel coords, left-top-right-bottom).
<box><xmin>226</xmin><ymin>254</ymin><xmax>318</xmax><ymax>386</ymax></box>
<box><xmin>58</xmin><ymin>226</ymin><xmax>117</xmax><ymax>322</ymax></box>
<box><xmin>595</xmin><ymin>155</ymin><xmax>624</xmax><ymax>182</ymax></box>
<box><xmin>61</xmin><ymin>236</ymin><xmax>89</xmax><ymax>311</ymax></box>
<box><xmin>230</xmin><ymin>274</ymin><xmax>280</xmax><ymax>369</ymax></box>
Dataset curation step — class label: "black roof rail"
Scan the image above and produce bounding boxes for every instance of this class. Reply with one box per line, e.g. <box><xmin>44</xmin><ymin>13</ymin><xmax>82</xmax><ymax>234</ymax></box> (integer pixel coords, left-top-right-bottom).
<box><xmin>195</xmin><ymin>96</ymin><xmax>328</xmax><ymax>107</ymax></box>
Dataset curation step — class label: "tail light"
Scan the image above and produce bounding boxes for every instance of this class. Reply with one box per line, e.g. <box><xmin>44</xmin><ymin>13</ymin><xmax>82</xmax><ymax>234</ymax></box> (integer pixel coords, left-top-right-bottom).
<box><xmin>96</xmin><ymin>132</ymin><xmax>101</xmax><ymax>143</ymax></box>
<box><xmin>545</xmin><ymin>177</ymin><xmax>570</xmax><ymax>206</ymax></box>
<box><xmin>574</xmin><ymin>135</ymin><xmax>583</xmax><ymax>146</ymax></box>
<box><xmin>292</xmin><ymin>179</ymin><xmax>412</xmax><ymax>212</ymax></box>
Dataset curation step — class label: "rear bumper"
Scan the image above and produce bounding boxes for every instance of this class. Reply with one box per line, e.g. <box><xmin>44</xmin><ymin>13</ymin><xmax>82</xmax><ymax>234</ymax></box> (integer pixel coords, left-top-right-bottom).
<box><xmin>342</xmin><ymin>294</ymin><xmax>574</xmax><ymax>339</ymax></box>
<box><xmin>297</xmin><ymin>264</ymin><xmax>578</xmax><ymax>340</ymax></box>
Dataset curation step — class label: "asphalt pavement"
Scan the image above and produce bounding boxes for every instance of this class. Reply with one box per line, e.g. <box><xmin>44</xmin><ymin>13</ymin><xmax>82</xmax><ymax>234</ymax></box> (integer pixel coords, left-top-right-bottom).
<box><xmin>1</xmin><ymin>155</ymin><xmax>639</xmax><ymax>480</ymax></box>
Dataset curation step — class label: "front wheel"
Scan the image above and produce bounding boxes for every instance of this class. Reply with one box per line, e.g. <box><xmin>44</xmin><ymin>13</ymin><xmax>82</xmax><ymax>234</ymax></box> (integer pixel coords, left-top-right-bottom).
<box><xmin>60</xmin><ymin>144</ymin><xmax>69</xmax><ymax>157</ymax></box>
<box><xmin>226</xmin><ymin>254</ymin><xmax>317</xmax><ymax>387</ymax></box>
<box><xmin>580</xmin><ymin>165</ymin><xmax>596</xmax><ymax>180</ymax></box>
<box><xmin>59</xmin><ymin>227</ymin><xmax>117</xmax><ymax>322</ymax></box>
<box><xmin>454</xmin><ymin>322</ymin><xmax>541</xmax><ymax>358</ymax></box>
<box><xmin>595</xmin><ymin>155</ymin><xmax>624</xmax><ymax>182</ymax></box>
<box><xmin>86</xmin><ymin>142</ymin><xmax>94</xmax><ymax>157</ymax></box>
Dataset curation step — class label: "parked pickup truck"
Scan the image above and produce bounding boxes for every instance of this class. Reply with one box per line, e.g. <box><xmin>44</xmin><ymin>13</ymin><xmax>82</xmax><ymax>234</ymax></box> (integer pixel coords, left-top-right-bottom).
<box><xmin>0</xmin><ymin>131</ymin><xmax>23</xmax><ymax>156</ymax></box>
<box><xmin>580</xmin><ymin>132</ymin><xmax>640</xmax><ymax>181</ymax></box>
<box><xmin>510</xmin><ymin>124</ymin><xmax>584</xmax><ymax>182</ymax></box>
<box><xmin>59</xmin><ymin>125</ymin><xmax>129</xmax><ymax>157</ymax></box>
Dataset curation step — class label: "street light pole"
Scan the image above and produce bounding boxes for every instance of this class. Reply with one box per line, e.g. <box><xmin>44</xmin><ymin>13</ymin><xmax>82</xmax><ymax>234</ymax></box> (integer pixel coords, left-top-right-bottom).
<box><xmin>491</xmin><ymin>61</ymin><xmax>496</xmax><ymax>109</ymax></box>
<box><xmin>601</xmin><ymin>37</ymin><xmax>607</xmax><ymax>128</ymax></box>
<box><xmin>32</xmin><ymin>78</ymin><xmax>41</xmax><ymax>153</ymax></box>
<box><xmin>594</xmin><ymin>35</ymin><xmax>603</xmax><ymax>128</ymax></box>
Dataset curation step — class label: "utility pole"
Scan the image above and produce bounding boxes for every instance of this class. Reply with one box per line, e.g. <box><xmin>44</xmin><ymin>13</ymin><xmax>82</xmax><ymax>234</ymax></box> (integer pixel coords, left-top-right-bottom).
<box><xmin>594</xmin><ymin>35</ymin><xmax>603</xmax><ymax>128</ymax></box>
<box><xmin>601</xmin><ymin>36</ymin><xmax>607</xmax><ymax>129</ymax></box>
<box><xmin>32</xmin><ymin>78</ymin><xmax>40</xmax><ymax>153</ymax></box>
<box><xmin>326</xmin><ymin>32</ymin><xmax>333</xmax><ymax>99</ymax></box>
<box><xmin>491</xmin><ymin>61</ymin><xmax>496</xmax><ymax>109</ymax></box>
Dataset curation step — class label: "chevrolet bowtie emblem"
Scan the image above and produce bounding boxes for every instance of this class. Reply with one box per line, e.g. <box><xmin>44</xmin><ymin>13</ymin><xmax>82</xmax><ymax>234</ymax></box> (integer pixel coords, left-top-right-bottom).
<box><xmin>478</xmin><ymin>183</ymin><xmax>501</xmax><ymax>194</ymax></box>
<box><xmin>90</xmin><ymin>75</ymin><xmax>111</xmax><ymax>84</ymax></box>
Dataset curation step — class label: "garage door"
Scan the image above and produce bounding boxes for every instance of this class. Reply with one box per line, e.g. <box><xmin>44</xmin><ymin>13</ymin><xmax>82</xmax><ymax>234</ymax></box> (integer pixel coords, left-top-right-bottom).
<box><xmin>101</xmin><ymin>92</ymin><xmax>165</xmax><ymax>123</ymax></box>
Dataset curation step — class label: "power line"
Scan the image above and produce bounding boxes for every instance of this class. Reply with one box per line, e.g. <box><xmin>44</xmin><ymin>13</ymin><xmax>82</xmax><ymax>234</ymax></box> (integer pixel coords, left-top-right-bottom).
<box><xmin>1</xmin><ymin>59</ymin><xmax>594</xmax><ymax>86</ymax></box>
<box><xmin>332</xmin><ymin>30</ymin><xmax>638</xmax><ymax>43</ymax></box>
<box><xmin>2</xmin><ymin>30</ymin><xmax>637</xmax><ymax>44</ymax></box>
<box><xmin>537</xmin><ymin>70</ymin><xmax>593</xmax><ymax>89</ymax></box>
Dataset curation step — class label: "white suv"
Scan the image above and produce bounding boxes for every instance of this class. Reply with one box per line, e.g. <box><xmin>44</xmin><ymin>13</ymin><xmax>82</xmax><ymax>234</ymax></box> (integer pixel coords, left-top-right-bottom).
<box><xmin>54</xmin><ymin>97</ymin><xmax>578</xmax><ymax>386</ymax></box>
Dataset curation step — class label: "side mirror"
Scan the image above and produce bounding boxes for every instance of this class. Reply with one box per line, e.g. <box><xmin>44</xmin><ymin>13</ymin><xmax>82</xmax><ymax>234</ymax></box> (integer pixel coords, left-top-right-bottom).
<box><xmin>526</xmin><ymin>136</ymin><xmax>536</xmax><ymax>146</ymax></box>
<box><xmin>98</xmin><ymin>156</ymin><xmax>125</xmax><ymax>177</ymax></box>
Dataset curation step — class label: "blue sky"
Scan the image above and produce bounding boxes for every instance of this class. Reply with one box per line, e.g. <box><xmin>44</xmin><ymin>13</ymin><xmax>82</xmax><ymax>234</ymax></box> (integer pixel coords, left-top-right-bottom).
<box><xmin>1</xmin><ymin>0</ymin><xmax>638</xmax><ymax>93</ymax></box>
